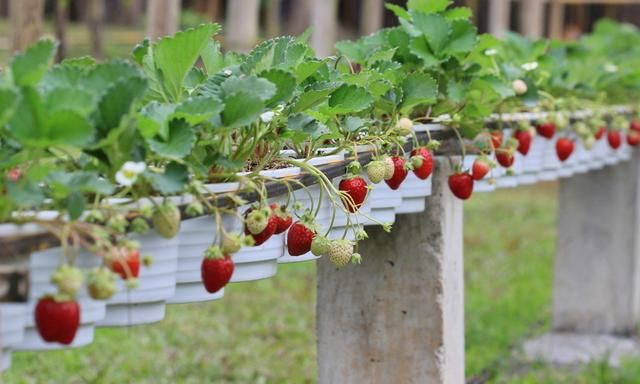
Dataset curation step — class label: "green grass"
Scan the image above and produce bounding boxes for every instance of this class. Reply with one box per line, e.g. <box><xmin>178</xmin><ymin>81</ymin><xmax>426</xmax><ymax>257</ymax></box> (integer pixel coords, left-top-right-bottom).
<box><xmin>6</xmin><ymin>184</ymin><xmax>640</xmax><ymax>382</ymax></box>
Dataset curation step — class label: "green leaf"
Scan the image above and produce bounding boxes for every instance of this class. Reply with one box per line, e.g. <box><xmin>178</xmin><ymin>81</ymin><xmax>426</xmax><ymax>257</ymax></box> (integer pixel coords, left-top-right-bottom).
<box><xmin>152</xmin><ymin>23</ymin><xmax>220</xmax><ymax>101</ymax></box>
<box><xmin>294</xmin><ymin>60</ymin><xmax>325</xmax><ymax>83</ymax></box>
<box><xmin>95</xmin><ymin>76</ymin><xmax>147</xmax><ymax>134</ymax></box>
<box><xmin>292</xmin><ymin>82</ymin><xmax>340</xmax><ymax>113</ymax></box>
<box><xmin>45</xmin><ymin>88</ymin><xmax>95</xmax><ymax>117</ymax></box>
<box><xmin>8</xmin><ymin>87</ymin><xmax>45</xmax><ymax>145</ymax></box>
<box><xmin>201</xmin><ymin>40</ymin><xmax>225</xmax><ymax>74</ymax></box>
<box><xmin>10</xmin><ymin>40</ymin><xmax>57</xmax><ymax>87</ymax></box>
<box><xmin>285</xmin><ymin>113</ymin><xmax>329</xmax><ymax>142</ymax></box>
<box><xmin>411</xmin><ymin>12</ymin><xmax>452</xmax><ymax>55</ymax></box>
<box><xmin>447</xmin><ymin>79</ymin><xmax>467</xmax><ymax>103</ymax></box>
<box><xmin>221</xmin><ymin>75</ymin><xmax>276</xmax><ymax>101</ymax></box>
<box><xmin>385</xmin><ymin>4</ymin><xmax>411</xmax><ymax>20</ymax></box>
<box><xmin>146</xmin><ymin>162</ymin><xmax>189</xmax><ymax>194</ymax></box>
<box><xmin>0</xmin><ymin>88</ymin><xmax>19</xmax><ymax>127</ymax></box>
<box><xmin>47</xmin><ymin>110</ymin><xmax>95</xmax><ymax>146</ymax></box>
<box><xmin>173</xmin><ymin>96</ymin><xmax>222</xmax><ymax>126</ymax></box>
<box><xmin>400</xmin><ymin>72</ymin><xmax>437</xmax><ymax>113</ymax></box>
<box><xmin>221</xmin><ymin>93</ymin><xmax>264</xmax><ymax>128</ymax></box>
<box><xmin>260</xmin><ymin>69</ymin><xmax>297</xmax><ymax>107</ymax></box>
<box><xmin>137</xmin><ymin>102</ymin><xmax>176</xmax><ymax>139</ymax></box>
<box><xmin>147</xmin><ymin>119</ymin><xmax>196</xmax><ymax>158</ymax></box>
<box><xmin>342</xmin><ymin>116</ymin><xmax>365</xmax><ymax>132</ymax></box>
<box><xmin>327</xmin><ymin>84</ymin><xmax>374</xmax><ymax>114</ymax></box>
<box><xmin>407</xmin><ymin>0</ymin><xmax>451</xmax><ymax>14</ymax></box>
<box><xmin>447</xmin><ymin>20</ymin><xmax>477</xmax><ymax>54</ymax></box>
<box><xmin>409</xmin><ymin>37</ymin><xmax>440</xmax><ymax>67</ymax></box>
<box><xmin>132</xmin><ymin>39</ymin><xmax>150</xmax><ymax>65</ymax></box>
<box><xmin>443</xmin><ymin>7</ymin><xmax>472</xmax><ymax>20</ymax></box>
<box><xmin>67</xmin><ymin>191</ymin><xmax>86</xmax><ymax>220</ymax></box>
<box><xmin>335</xmin><ymin>40</ymin><xmax>368</xmax><ymax>63</ymax></box>
<box><xmin>7</xmin><ymin>180</ymin><xmax>45</xmax><ymax>207</ymax></box>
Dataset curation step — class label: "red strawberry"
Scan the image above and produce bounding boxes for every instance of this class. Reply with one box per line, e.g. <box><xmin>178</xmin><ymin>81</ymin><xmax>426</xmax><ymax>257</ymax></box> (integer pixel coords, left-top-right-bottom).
<box><xmin>448</xmin><ymin>172</ymin><xmax>474</xmax><ymax>200</ymax></box>
<box><xmin>608</xmin><ymin>131</ymin><xmax>622</xmax><ymax>149</ymax></box>
<box><xmin>244</xmin><ymin>209</ymin><xmax>278</xmax><ymax>246</ymax></box>
<box><xmin>109</xmin><ymin>250</ymin><xmax>141</xmax><ymax>280</ymax></box>
<box><xmin>472</xmin><ymin>158</ymin><xmax>491</xmax><ymax>180</ymax></box>
<box><xmin>270</xmin><ymin>204</ymin><xmax>293</xmax><ymax>234</ymax></box>
<box><xmin>201</xmin><ymin>255</ymin><xmax>234</xmax><ymax>293</ymax></box>
<box><xmin>514</xmin><ymin>130</ymin><xmax>533</xmax><ymax>155</ymax></box>
<box><xmin>35</xmin><ymin>297</ymin><xmax>80</xmax><ymax>345</ymax></box>
<box><xmin>6</xmin><ymin>168</ymin><xmax>21</xmax><ymax>182</ymax></box>
<box><xmin>536</xmin><ymin>122</ymin><xmax>555</xmax><ymax>139</ymax></box>
<box><xmin>595</xmin><ymin>126</ymin><xmax>606</xmax><ymax>140</ymax></box>
<box><xmin>286</xmin><ymin>222</ymin><xmax>316</xmax><ymax>256</ymax></box>
<box><xmin>627</xmin><ymin>131</ymin><xmax>640</xmax><ymax>146</ymax></box>
<box><xmin>410</xmin><ymin>147</ymin><xmax>433</xmax><ymax>180</ymax></box>
<box><xmin>339</xmin><ymin>176</ymin><xmax>368</xmax><ymax>213</ymax></box>
<box><xmin>555</xmin><ymin>138</ymin><xmax>574</xmax><ymax>161</ymax></box>
<box><xmin>495</xmin><ymin>149</ymin><xmax>515</xmax><ymax>168</ymax></box>
<box><xmin>630</xmin><ymin>120</ymin><xmax>640</xmax><ymax>132</ymax></box>
<box><xmin>490</xmin><ymin>131</ymin><xmax>503</xmax><ymax>149</ymax></box>
<box><xmin>384</xmin><ymin>156</ymin><xmax>408</xmax><ymax>190</ymax></box>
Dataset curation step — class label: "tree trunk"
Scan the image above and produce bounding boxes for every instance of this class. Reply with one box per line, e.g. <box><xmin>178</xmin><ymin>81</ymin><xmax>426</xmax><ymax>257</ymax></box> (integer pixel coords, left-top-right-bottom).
<box><xmin>360</xmin><ymin>0</ymin><xmax>383</xmax><ymax>36</ymax></box>
<box><xmin>285</xmin><ymin>0</ymin><xmax>311</xmax><ymax>35</ymax></box>
<box><xmin>121</xmin><ymin>0</ymin><xmax>143</xmax><ymax>25</ymax></box>
<box><xmin>54</xmin><ymin>0</ymin><xmax>69</xmax><ymax>62</ymax></box>
<box><xmin>225</xmin><ymin>0</ymin><xmax>260</xmax><ymax>52</ymax></box>
<box><xmin>86</xmin><ymin>0</ymin><xmax>105</xmax><ymax>59</ymax></box>
<box><xmin>146</xmin><ymin>0</ymin><xmax>181</xmax><ymax>40</ymax></box>
<box><xmin>310</xmin><ymin>0</ymin><xmax>338</xmax><ymax>57</ymax></box>
<box><xmin>9</xmin><ymin>0</ymin><xmax>44</xmax><ymax>52</ymax></box>
<box><xmin>265</xmin><ymin>0</ymin><xmax>282</xmax><ymax>38</ymax></box>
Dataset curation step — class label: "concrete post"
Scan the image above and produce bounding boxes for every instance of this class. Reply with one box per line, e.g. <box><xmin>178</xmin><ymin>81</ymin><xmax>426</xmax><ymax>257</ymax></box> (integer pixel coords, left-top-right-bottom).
<box><xmin>316</xmin><ymin>159</ymin><xmax>465</xmax><ymax>384</ymax></box>
<box><xmin>488</xmin><ymin>0</ymin><xmax>511</xmax><ymax>38</ymax></box>
<box><xmin>553</xmin><ymin>151</ymin><xmax>640</xmax><ymax>335</ymax></box>
<box><xmin>225</xmin><ymin>0</ymin><xmax>260</xmax><ymax>53</ymax></box>
<box><xmin>146</xmin><ymin>0</ymin><xmax>181</xmax><ymax>40</ymax></box>
<box><xmin>310</xmin><ymin>0</ymin><xmax>338</xmax><ymax>57</ymax></box>
<box><xmin>9</xmin><ymin>0</ymin><xmax>43</xmax><ymax>52</ymax></box>
<box><xmin>520</xmin><ymin>0</ymin><xmax>545</xmax><ymax>38</ymax></box>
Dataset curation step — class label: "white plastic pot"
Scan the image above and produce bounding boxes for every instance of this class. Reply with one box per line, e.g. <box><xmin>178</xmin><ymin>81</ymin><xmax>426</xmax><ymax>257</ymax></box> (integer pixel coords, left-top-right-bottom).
<box><xmin>518</xmin><ymin>135</ymin><xmax>545</xmax><ymax>185</ymax></box>
<box><xmin>16</xmin><ymin>247</ymin><xmax>106</xmax><ymax>351</ymax></box>
<box><xmin>463</xmin><ymin>155</ymin><xmax>496</xmax><ymax>193</ymax></box>
<box><xmin>168</xmin><ymin>215</ymin><xmax>231</xmax><ymax>304</ymax></box>
<box><xmin>395</xmin><ymin>172</ymin><xmax>432</xmax><ymax>214</ymax></box>
<box><xmin>97</xmin><ymin>230</ymin><xmax>178</xmax><ymax>327</ymax></box>
<box><xmin>230</xmin><ymin>233</ymin><xmax>283</xmax><ymax>282</ymax></box>
<box><xmin>0</xmin><ymin>303</ymin><xmax>27</xmax><ymax>371</ymax></box>
<box><xmin>538</xmin><ymin>136</ymin><xmax>561</xmax><ymax>181</ymax></box>
<box><xmin>361</xmin><ymin>177</ymin><xmax>402</xmax><ymax>225</ymax></box>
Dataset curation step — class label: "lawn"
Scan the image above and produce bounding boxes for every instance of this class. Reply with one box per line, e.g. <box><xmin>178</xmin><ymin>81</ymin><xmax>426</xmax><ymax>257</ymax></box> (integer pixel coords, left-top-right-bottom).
<box><xmin>6</xmin><ymin>183</ymin><xmax>640</xmax><ymax>383</ymax></box>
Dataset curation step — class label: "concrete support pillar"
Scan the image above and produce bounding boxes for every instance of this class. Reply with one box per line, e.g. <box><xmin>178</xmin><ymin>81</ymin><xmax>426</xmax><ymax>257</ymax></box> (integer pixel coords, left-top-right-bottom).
<box><xmin>488</xmin><ymin>0</ymin><xmax>511</xmax><ymax>38</ymax></box>
<box><xmin>225</xmin><ymin>0</ymin><xmax>260</xmax><ymax>53</ymax></box>
<box><xmin>9</xmin><ymin>0</ymin><xmax>43</xmax><ymax>52</ymax></box>
<box><xmin>520</xmin><ymin>0</ymin><xmax>545</xmax><ymax>38</ymax></box>
<box><xmin>316</xmin><ymin>159</ymin><xmax>464</xmax><ymax>384</ymax></box>
<box><xmin>146</xmin><ymin>0</ymin><xmax>181</xmax><ymax>40</ymax></box>
<box><xmin>310</xmin><ymin>0</ymin><xmax>338</xmax><ymax>57</ymax></box>
<box><xmin>553</xmin><ymin>151</ymin><xmax>640</xmax><ymax>335</ymax></box>
<box><xmin>360</xmin><ymin>0</ymin><xmax>384</xmax><ymax>36</ymax></box>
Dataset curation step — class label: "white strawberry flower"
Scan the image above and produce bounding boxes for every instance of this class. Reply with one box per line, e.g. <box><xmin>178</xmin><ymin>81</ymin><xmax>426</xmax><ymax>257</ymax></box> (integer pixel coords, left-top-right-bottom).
<box><xmin>116</xmin><ymin>161</ymin><xmax>146</xmax><ymax>187</ymax></box>
<box><xmin>223</xmin><ymin>69</ymin><xmax>233</xmax><ymax>76</ymax></box>
<box><xmin>521</xmin><ymin>62</ymin><xmax>539</xmax><ymax>71</ymax></box>
<box><xmin>484</xmin><ymin>49</ymin><xmax>498</xmax><ymax>56</ymax></box>
<box><xmin>604</xmin><ymin>63</ymin><xmax>618</xmax><ymax>73</ymax></box>
<box><xmin>260</xmin><ymin>111</ymin><xmax>276</xmax><ymax>123</ymax></box>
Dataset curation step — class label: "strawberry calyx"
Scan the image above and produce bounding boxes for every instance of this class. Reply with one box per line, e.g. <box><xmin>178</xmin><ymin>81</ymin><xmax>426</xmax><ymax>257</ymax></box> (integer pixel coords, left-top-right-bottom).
<box><xmin>204</xmin><ymin>245</ymin><xmax>225</xmax><ymax>260</ymax></box>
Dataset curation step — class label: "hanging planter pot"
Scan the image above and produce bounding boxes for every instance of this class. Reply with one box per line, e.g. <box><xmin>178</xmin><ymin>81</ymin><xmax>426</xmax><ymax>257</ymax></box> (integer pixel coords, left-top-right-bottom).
<box><xmin>16</xmin><ymin>246</ymin><xmax>106</xmax><ymax>351</ymax></box>
<box><xmin>395</xmin><ymin>173</ymin><xmax>431</xmax><ymax>214</ymax></box>
<box><xmin>361</xmin><ymin>176</ymin><xmax>402</xmax><ymax>225</ymax></box>
<box><xmin>538</xmin><ymin>135</ymin><xmax>561</xmax><ymax>181</ymax></box>
<box><xmin>0</xmin><ymin>303</ymin><xmax>27</xmax><ymax>371</ymax></box>
<box><xmin>168</xmin><ymin>214</ymin><xmax>235</xmax><ymax>304</ymax></box>
<box><xmin>571</xmin><ymin>142</ymin><xmax>591</xmax><ymax>174</ymax></box>
<box><xmin>590</xmin><ymin>138</ymin><xmax>608</xmax><ymax>170</ymax></box>
<box><xmin>97</xmin><ymin>230</ymin><xmax>178</xmax><ymax>327</ymax></box>
<box><xmin>518</xmin><ymin>135</ymin><xmax>545</xmax><ymax>184</ymax></box>
<box><xmin>230</xmin><ymin>233</ymin><xmax>283</xmax><ymax>282</ymax></box>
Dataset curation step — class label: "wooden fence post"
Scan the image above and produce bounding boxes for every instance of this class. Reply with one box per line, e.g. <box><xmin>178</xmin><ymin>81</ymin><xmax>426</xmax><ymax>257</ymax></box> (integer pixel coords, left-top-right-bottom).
<box><xmin>310</xmin><ymin>0</ymin><xmax>338</xmax><ymax>57</ymax></box>
<box><xmin>9</xmin><ymin>0</ymin><xmax>43</xmax><ymax>52</ymax></box>
<box><xmin>225</xmin><ymin>0</ymin><xmax>260</xmax><ymax>53</ymax></box>
<box><xmin>488</xmin><ymin>0</ymin><xmax>511</xmax><ymax>38</ymax></box>
<box><xmin>316</xmin><ymin>158</ymin><xmax>465</xmax><ymax>383</ymax></box>
<box><xmin>525</xmin><ymin>151</ymin><xmax>640</xmax><ymax>364</ymax></box>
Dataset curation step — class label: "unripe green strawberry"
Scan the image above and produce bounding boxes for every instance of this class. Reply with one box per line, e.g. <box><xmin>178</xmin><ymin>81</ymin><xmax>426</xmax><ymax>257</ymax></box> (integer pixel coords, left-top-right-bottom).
<box><xmin>107</xmin><ymin>214</ymin><xmax>128</xmax><ymax>233</ymax></box>
<box><xmin>245</xmin><ymin>208</ymin><xmax>270</xmax><ymax>235</ymax></box>
<box><xmin>310</xmin><ymin>235</ymin><xmax>330</xmax><ymax>256</ymax></box>
<box><xmin>396</xmin><ymin>117</ymin><xmax>413</xmax><ymax>134</ymax></box>
<box><xmin>411</xmin><ymin>155</ymin><xmax>423</xmax><ymax>169</ymax></box>
<box><xmin>51</xmin><ymin>265</ymin><xmax>84</xmax><ymax>296</ymax></box>
<box><xmin>366</xmin><ymin>160</ymin><xmax>386</xmax><ymax>184</ymax></box>
<box><xmin>382</xmin><ymin>156</ymin><xmax>395</xmax><ymax>181</ymax></box>
<box><xmin>152</xmin><ymin>202</ymin><xmax>181</xmax><ymax>239</ymax></box>
<box><xmin>87</xmin><ymin>267</ymin><xmax>117</xmax><ymax>300</ymax></box>
<box><xmin>328</xmin><ymin>239</ymin><xmax>354</xmax><ymax>268</ymax></box>
<box><xmin>130</xmin><ymin>217</ymin><xmax>150</xmax><ymax>234</ymax></box>
<box><xmin>185</xmin><ymin>201</ymin><xmax>205</xmax><ymax>217</ymax></box>
<box><xmin>222</xmin><ymin>234</ymin><xmax>243</xmax><ymax>254</ymax></box>
<box><xmin>584</xmin><ymin>136</ymin><xmax>596</xmax><ymax>149</ymax></box>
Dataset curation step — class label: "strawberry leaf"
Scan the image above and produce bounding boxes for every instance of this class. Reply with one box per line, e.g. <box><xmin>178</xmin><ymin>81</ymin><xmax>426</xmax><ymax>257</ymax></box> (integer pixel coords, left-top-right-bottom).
<box><xmin>221</xmin><ymin>93</ymin><xmax>265</xmax><ymax>128</ymax></box>
<box><xmin>0</xmin><ymin>88</ymin><xmax>19</xmax><ymax>127</ymax></box>
<box><xmin>10</xmin><ymin>40</ymin><xmax>57</xmax><ymax>87</ymax></box>
<box><xmin>407</xmin><ymin>0</ymin><xmax>451</xmax><ymax>14</ymax></box>
<box><xmin>259</xmin><ymin>69</ymin><xmax>297</xmax><ymax>107</ymax></box>
<box><xmin>400</xmin><ymin>72</ymin><xmax>437</xmax><ymax>113</ymax></box>
<box><xmin>326</xmin><ymin>84</ymin><xmax>374</xmax><ymax>114</ymax></box>
<box><xmin>95</xmin><ymin>76</ymin><xmax>147</xmax><ymax>135</ymax></box>
<box><xmin>146</xmin><ymin>162</ymin><xmax>189</xmax><ymax>194</ymax></box>
<box><xmin>151</xmin><ymin>23</ymin><xmax>220</xmax><ymax>102</ymax></box>
<box><xmin>411</xmin><ymin>12</ymin><xmax>452</xmax><ymax>56</ymax></box>
<box><xmin>147</xmin><ymin>119</ymin><xmax>195</xmax><ymax>159</ymax></box>
<box><xmin>292</xmin><ymin>82</ymin><xmax>340</xmax><ymax>113</ymax></box>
